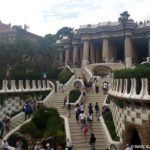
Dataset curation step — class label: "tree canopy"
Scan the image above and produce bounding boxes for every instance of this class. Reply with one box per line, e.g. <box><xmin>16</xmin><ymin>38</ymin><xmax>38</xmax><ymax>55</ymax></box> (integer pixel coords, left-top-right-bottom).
<box><xmin>56</xmin><ymin>27</ymin><xmax>73</xmax><ymax>38</ymax></box>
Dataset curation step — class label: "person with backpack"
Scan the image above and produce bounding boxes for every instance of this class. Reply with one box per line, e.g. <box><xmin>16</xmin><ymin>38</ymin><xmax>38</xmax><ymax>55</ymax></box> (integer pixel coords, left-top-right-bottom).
<box><xmin>89</xmin><ymin>133</ymin><xmax>96</xmax><ymax>150</ymax></box>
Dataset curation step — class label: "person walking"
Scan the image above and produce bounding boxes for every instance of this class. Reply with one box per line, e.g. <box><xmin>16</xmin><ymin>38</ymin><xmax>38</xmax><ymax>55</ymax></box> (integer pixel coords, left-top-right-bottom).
<box><xmin>4</xmin><ymin>113</ymin><xmax>11</xmax><ymax>132</ymax></box>
<box><xmin>66</xmin><ymin>138</ymin><xmax>73</xmax><ymax>150</ymax></box>
<box><xmin>67</xmin><ymin>102</ymin><xmax>71</xmax><ymax>118</ymax></box>
<box><xmin>89</xmin><ymin>133</ymin><xmax>96</xmax><ymax>150</ymax></box>
<box><xmin>2</xmin><ymin>139</ymin><xmax>9</xmax><ymax>150</ymax></box>
<box><xmin>95</xmin><ymin>102</ymin><xmax>100</xmax><ymax>121</ymax></box>
<box><xmin>62</xmin><ymin>96</ymin><xmax>67</xmax><ymax>108</ymax></box>
<box><xmin>0</xmin><ymin>120</ymin><xmax>4</xmax><ymax>139</ymax></box>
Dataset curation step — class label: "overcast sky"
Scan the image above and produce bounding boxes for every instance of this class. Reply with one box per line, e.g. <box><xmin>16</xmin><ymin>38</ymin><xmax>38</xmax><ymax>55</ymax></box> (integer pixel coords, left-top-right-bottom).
<box><xmin>0</xmin><ymin>0</ymin><xmax>150</xmax><ymax>36</ymax></box>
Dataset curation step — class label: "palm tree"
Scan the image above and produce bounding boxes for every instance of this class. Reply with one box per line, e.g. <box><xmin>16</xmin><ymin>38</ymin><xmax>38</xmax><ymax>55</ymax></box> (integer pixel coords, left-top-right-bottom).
<box><xmin>118</xmin><ymin>11</ymin><xmax>130</xmax><ymax>68</ymax></box>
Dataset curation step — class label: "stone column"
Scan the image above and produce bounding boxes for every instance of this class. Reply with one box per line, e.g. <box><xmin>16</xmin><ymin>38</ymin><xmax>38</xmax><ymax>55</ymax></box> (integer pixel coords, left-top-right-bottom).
<box><xmin>90</xmin><ymin>43</ymin><xmax>95</xmax><ymax>63</ymax></box>
<box><xmin>82</xmin><ymin>40</ymin><xmax>90</xmax><ymax>66</ymax></box>
<box><xmin>65</xmin><ymin>48</ymin><xmax>70</xmax><ymax>65</ymax></box>
<box><xmin>73</xmin><ymin>45</ymin><xmax>78</xmax><ymax>67</ymax></box>
<box><xmin>125</xmin><ymin>36</ymin><xmax>132</xmax><ymax>68</ymax></box>
<box><xmin>59</xmin><ymin>51</ymin><xmax>63</xmax><ymax>63</ymax></box>
<box><xmin>148</xmin><ymin>38</ymin><xmax>150</xmax><ymax>60</ymax></box>
<box><xmin>102</xmin><ymin>38</ymin><xmax>109</xmax><ymax>63</ymax></box>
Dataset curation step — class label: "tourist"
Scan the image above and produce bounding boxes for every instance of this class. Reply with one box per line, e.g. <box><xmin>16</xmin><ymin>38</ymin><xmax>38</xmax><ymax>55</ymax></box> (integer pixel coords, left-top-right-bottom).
<box><xmin>95</xmin><ymin>79</ymin><xmax>100</xmax><ymax>93</ymax></box>
<box><xmin>82</xmin><ymin>89</ymin><xmax>86</xmax><ymax>103</ymax></box>
<box><xmin>87</xmin><ymin>112</ymin><xmax>93</xmax><ymax>129</ymax></box>
<box><xmin>46</xmin><ymin>143</ymin><xmax>51</xmax><ymax>150</ymax></box>
<box><xmin>82</xmin><ymin>123</ymin><xmax>89</xmax><ymax>136</ymax></box>
<box><xmin>34</xmin><ymin>141</ymin><xmax>43</xmax><ymax>150</ymax></box>
<box><xmin>102</xmin><ymin>81</ymin><xmax>109</xmax><ymax>94</ymax></box>
<box><xmin>88</xmin><ymin>103</ymin><xmax>94</xmax><ymax>115</ymax></box>
<box><xmin>28</xmin><ymin>139</ymin><xmax>34</xmax><ymax>150</ymax></box>
<box><xmin>66</xmin><ymin>138</ymin><xmax>73</xmax><ymax>150</ymax></box>
<box><xmin>79</xmin><ymin>111</ymin><xmax>85</xmax><ymax>124</ymax></box>
<box><xmin>75</xmin><ymin>103</ymin><xmax>80</xmax><ymax>121</ymax></box>
<box><xmin>4</xmin><ymin>113</ymin><xmax>11</xmax><ymax>132</ymax></box>
<box><xmin>16</xmin><ymin>139</ymin><xmax>23</xmax><ymax>150</ymax></box>
<box><xmin>23</xmin><ymin>102</ymin><xmax>32</xmax><ymax>120</ymax></box>
<box><xmin>0</xmin><ymin>120</ymin><xmax>4</xmax><ymax>139</ymax></box>
<box><xmin>2</xmin><ymin>139</ymin><xmax>9</xmax><ymax>150</ymax></box>
<box><xmin>62</xmin><ymin>96</ymin><xmax>67</xmax><ymax>108</ymax></box>
<box><xmin>125</xmin><ymin>144</ymin><xmax>133</xmax><ymax>150</ymax></box>
<box><xmin>67</xmin><ymin>102</ymin><xmax>71</xmax><ymax>118</ymax></box>
<box><xmin>89</xmin><ymin>133</ymin><xmax>96</xmax><ymax>150</ymax></box>
<box><xmin>79</xmin><ymin>102</ymin><xmax>84</xmax><ymax>113</ymax></box>
<box><xmin>95</xmin><ymin>102</ymin><xmax>100</xmax><ymax>121</ymax></box>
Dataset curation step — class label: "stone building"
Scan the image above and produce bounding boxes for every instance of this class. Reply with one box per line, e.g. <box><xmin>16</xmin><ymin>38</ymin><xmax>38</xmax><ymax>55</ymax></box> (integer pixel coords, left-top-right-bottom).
<box><xmin>57</xmin><ymin>20</ymin><xmax>150</xmax><ymax>68</ymax></box>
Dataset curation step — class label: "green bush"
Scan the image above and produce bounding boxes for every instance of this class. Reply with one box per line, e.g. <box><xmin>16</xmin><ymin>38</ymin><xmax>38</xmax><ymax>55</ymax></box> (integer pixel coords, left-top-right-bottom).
<box><xmin>20</xmin><ymin>107</ymin><xmax>65</xmax><ymax>140</ymax></box>
<box><xmin>58</xmin><ymin>68</ymin><xmax>74</xmax><ymax>84</ymax></box>
<box><xmin>103</xmin><ymin>111</ymin><xmax>119</xmax><ymax>141</ymax></box>
<box><xmin>113</xmin><ymin>64</ymin><xmax>150</xmax><ymax>79</ymax></box>
<box><xmin>115</xmin><ymin>99</ymin><xmax>125</xmax><ymax>108</ymax></box>
<box><xmin>69</xmin><ymin>89</ymin><xmax>81</xmax><ymax>103</ymax></box>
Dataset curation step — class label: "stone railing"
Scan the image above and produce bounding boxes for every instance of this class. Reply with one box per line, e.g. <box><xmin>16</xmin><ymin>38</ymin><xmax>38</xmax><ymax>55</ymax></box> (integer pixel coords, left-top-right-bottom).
<box><xmin>0</xmin><ymin>80</ymin><xmax>52</xmax><ymax>93</ymax></box>
<box><xmin>83</xmin><ymin>66</ymin><xmax>93</xmax><ymax>80</ymax></box>
<box><xmin>108</xmin><ymin>78</ymin><xmax>150</xmax><ymax>100</ymax></box>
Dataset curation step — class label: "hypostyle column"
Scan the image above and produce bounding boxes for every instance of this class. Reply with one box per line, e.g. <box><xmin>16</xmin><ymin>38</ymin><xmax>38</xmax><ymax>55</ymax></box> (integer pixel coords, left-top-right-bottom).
<box><xmin>102</xmin><ymin>37</ymin><xmax>109</xmax><ymax>63</ymax></box>
<box><xmin>125</xmin><ymin>36</ymin><xmax>132</xmax><ymax>68</ymax></box>
<box><xmin>148</xmin><ymin>38</ymin><xmax>150</xmax><ymax>59</ymax></box>
<box><xmin>73</xmin><ymin>45</ymin><xmax>78</xmax><ymax>66</ymax></box>
<box><xmin>65</xmin><ymin>48</ymin><xmax>70</xmax><ymax>65</ymax></box>
<box><xmin>90</xmin><ymin>43</ymin><xmax>95</xmax><ymax>63</ymax></box>
<box><xmin>59</xmin><ymin>51</ymin><xmax>63</xmax><ymax>64</ymax></box>
<box><xmin>82</xmin><ymin>40</ymin><xmax>90</xmax><ymax>66</ymax></box>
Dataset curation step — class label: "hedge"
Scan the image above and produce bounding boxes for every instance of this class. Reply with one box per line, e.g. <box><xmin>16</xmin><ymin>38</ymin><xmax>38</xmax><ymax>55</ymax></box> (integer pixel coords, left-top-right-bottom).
<box><xmin>69</xmin><ymin>89</ymin><xmax>81</xmax><ymax>103</ymax></box>
<box><xmin>58</xmin><ymin>67</ymin><xmax>74</xmax><ymax>84</ymax></box>
<box><xmin>113</xmin><ymin>64</ymin><xmax>150</xmax><ymax>79</ymax></box>
<box><xmin>102</xmin><ymin>111</ymin><xmax>119</xmax><ymax>141</ymax></box>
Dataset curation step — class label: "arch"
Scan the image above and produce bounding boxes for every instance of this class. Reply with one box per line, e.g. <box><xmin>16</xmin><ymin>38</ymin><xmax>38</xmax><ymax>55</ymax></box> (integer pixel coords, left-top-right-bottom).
<box><xmin>92</xmin><ymin>65</ymin><xmax>112</xmax><ymax>77</ymax></box>
<box><xmin>123</xmin><ymin>124</ymin><xmax>141</xmax><ymax>150</ymax></box>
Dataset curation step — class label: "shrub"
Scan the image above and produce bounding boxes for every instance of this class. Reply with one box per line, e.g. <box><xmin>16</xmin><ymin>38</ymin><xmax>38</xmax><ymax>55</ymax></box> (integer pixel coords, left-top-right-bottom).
<box><xmin>58</xmin><ymin>68</ymin><xmax>74</xmax><ymax>84</ymax></box>
<box><xmin>113</xmin><ymin>64</ymin><xmax>150</xmax><ymax>79</ymax></box>
<box><xmin>69</xmin><ymin>89</ymin><xmax>81</xmax><ymax>103</ymax></box>
<box><xmin>103</xmin><ymin>111</ymin><xmax>119</xmax><ymax>141</ymax></box>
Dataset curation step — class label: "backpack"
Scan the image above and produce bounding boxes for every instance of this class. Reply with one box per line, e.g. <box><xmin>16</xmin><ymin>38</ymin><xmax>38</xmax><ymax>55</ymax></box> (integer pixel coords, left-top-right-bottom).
<box><xmin>91</xmin><ymin>136</ymin><xmax>96</xmax><ymax>143</ymax></box>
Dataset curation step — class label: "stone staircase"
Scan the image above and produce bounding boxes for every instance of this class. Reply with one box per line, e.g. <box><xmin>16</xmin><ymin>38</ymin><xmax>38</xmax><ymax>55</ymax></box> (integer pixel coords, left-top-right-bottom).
<box><xmin>73</xmin><ymin>68</ymin><xmax>83</xmax><ymax>79</ymax></box>
<box><xmin>45</xmin><ymin>87</ymin><xmax>109</xmax><ymax>150</ymax></box>
<box><xmin>0</xmin><ymin>68</ymin><xmax>110</xmax><ymax>150</ymax></box>
<box><xmin>0</xmin><ymin>113</ymin><xmax>26</xmax><ymax>148</ymax></box>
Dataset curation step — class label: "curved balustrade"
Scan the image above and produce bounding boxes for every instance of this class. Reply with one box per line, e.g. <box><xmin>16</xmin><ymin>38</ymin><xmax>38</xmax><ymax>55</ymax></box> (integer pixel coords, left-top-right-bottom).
<box><xmin>0</xmin><ymin>80</ymin><xmax>52</xmax><ymax>93</ymax></box>
<box><xmin>108</xmin><ymin>78</ymin><xmax>150</xmax><ymax>101</ymax></box>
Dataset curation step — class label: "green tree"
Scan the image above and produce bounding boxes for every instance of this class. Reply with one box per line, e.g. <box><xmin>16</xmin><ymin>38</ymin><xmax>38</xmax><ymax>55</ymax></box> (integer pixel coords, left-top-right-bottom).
<box><xmin>56</xmin><ymin>27</ymin><xmax>73</xmax><ymax>38</ymax></box>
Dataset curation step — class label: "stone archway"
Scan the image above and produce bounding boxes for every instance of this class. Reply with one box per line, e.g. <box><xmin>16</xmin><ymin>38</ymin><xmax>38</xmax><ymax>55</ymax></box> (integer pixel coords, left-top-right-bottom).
<box><xmin>122</xmin><ymin>123</ymin><xmax>142</xmax><ymax>150</ymax></box>
<box><xmin>92</xmin><ymin>65</ymin><xmax>112</xmax><ymax>77</ymax></box>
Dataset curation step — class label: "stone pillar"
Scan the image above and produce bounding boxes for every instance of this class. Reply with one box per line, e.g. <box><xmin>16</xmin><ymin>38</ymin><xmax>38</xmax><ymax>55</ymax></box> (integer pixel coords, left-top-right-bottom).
<box><xmin>102</xmin><ymin>38</ymin><xmax>109</xmax><ymax>63</ymax></box>
<box><xmin>65</xmin><ymin>48</ymin><xmax>70</xmax><ymax>65</ymax></box>
<box><xmin>59</xmin><ymin>51</ymin><xmax>63</xmax><ymax>63</ymax></box>
<box><xmin>148</xmin><ymin>38</ymin><xmax>150</xmax><ymax>59</ymax></box>
<box><xmin>125</xmin><ymin>36</ymin><xmax>132</xmax><ymax>68</ymax></box>
<box><xmin>73</xmin><ymin>45</ymin><xmax>78</xmax><ymax>67</ymax></box>
<box><xmin>82</xmin><ymin>40</ymin><xmax>90</xmax><ymax>66</ymax></box>
<box><xmin>90</xmin><ymin>43</ymin><xmax>95</xmax><ymax>63</ymax></box>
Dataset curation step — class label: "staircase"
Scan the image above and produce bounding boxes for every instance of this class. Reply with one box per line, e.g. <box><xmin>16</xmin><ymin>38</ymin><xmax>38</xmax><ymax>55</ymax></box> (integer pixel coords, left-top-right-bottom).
<box><xmin>73</xmin><ymin>68</ymin><xmax>83</xmax><ymax>79</ymax></box>
<box><xmin>1</xmin><ymin>68</ymin><xmax>110</xmax><ymax>150</ymax></box>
